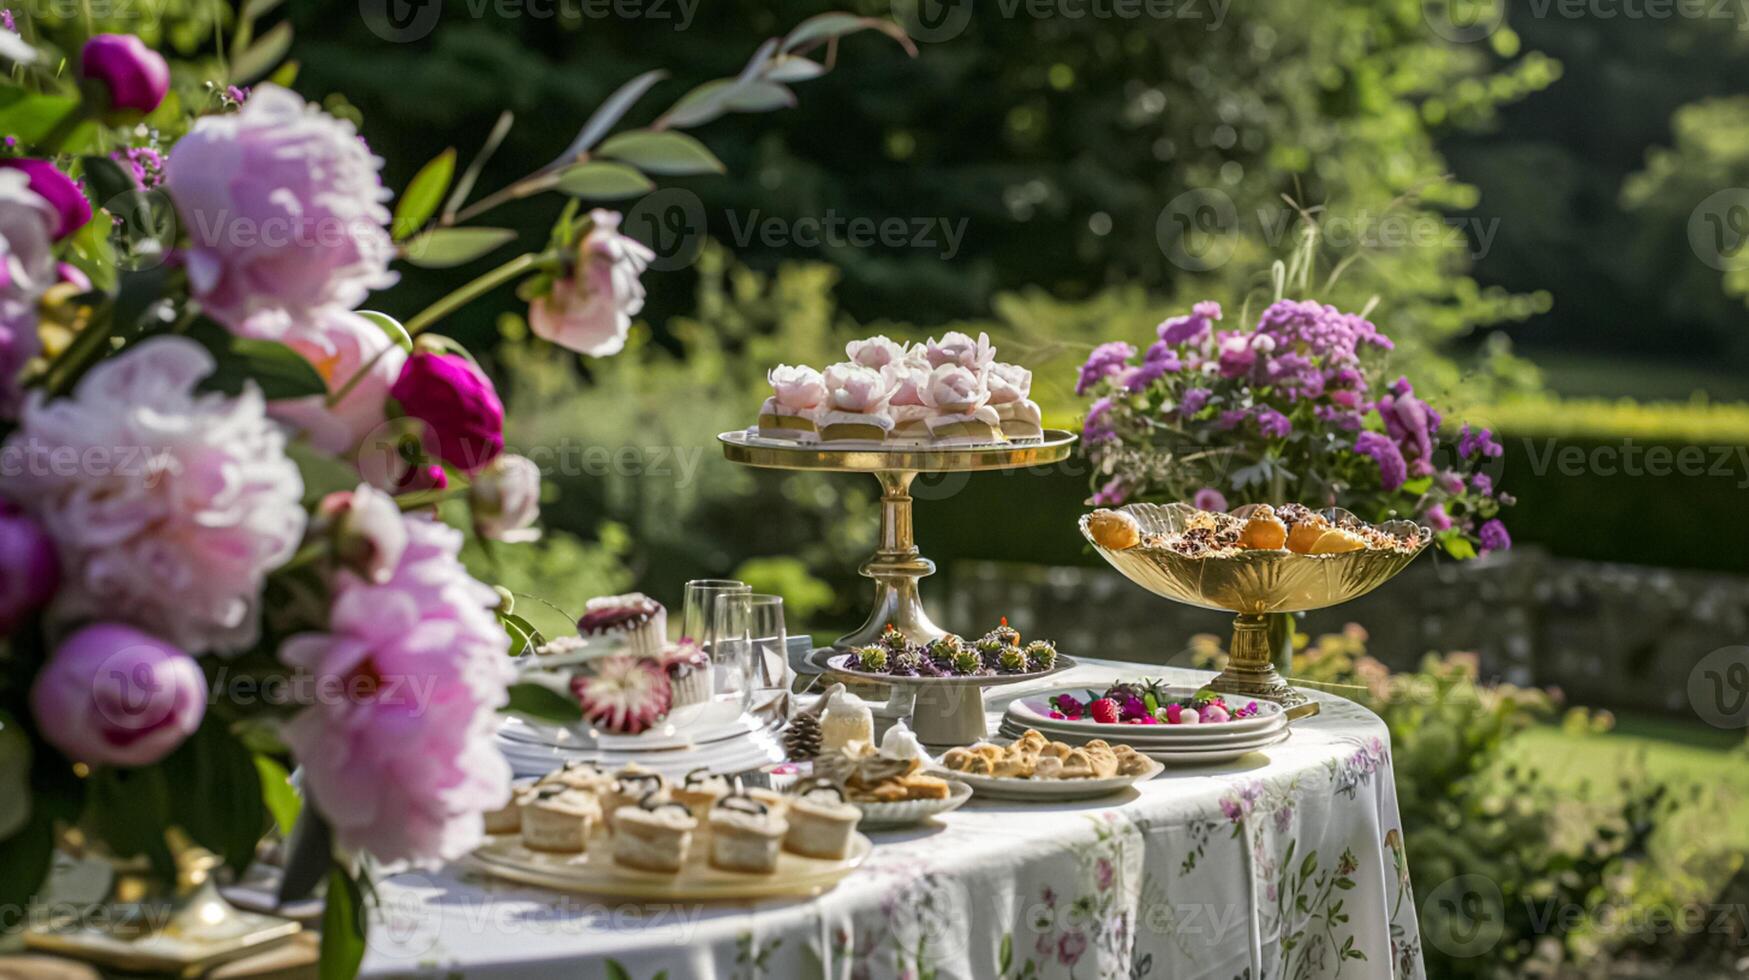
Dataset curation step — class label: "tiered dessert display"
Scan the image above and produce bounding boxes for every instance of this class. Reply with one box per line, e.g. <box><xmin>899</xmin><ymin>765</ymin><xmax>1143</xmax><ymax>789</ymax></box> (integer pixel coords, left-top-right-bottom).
<box><xmin>467</xmin><ymin>764</ymin><xmax>871</xmax><ymax>899</ymax></box>
<box><xmin>1081</xmin><ymin>502</ymin><xmax>1430</xmax><ymax>719</ymax></box>
<box><xmin>999</xmin><ymin>682</ymin><xmax>1289</xmax><ymax>765</ymax></box>
<box><xmin>722</xmin><ymin>334</ymin><xmax>1075</xmax><ymax>742</ymax></box>
<box><xmin>497</xmin><ymin>594</ymin><xmax>787</xmax><ymax>778</ymax></box>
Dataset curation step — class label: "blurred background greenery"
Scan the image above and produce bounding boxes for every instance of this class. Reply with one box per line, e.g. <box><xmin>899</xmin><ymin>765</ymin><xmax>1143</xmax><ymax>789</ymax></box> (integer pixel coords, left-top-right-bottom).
<box><xmin>28</xmin><ymin>0</ymin><xmax>1749</xmax><ymax>974</ymax></box>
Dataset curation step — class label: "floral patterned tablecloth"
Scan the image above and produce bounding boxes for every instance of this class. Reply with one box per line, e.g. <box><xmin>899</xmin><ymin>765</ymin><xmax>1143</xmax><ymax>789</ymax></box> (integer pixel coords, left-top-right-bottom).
<box><xmin>361</xmin><ymin>662</ymin><xmax>1423</xmax><ymax>980</ymax></box>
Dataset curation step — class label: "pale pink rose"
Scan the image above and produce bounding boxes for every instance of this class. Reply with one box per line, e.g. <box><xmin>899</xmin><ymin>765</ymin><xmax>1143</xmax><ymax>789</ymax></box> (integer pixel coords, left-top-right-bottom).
<box><xmin>919</xmin><ymin>364</ymin><xmax>989</xmax><ymax>415</ymax></box>
<box><xmin>881</xmin><ymin>355</ymin><xmax>932</xmax><ymax>407</ymax></box>
<box><xmin>268</xmin><ymin>309</ymin><xmax>407</xmax><ymax>454</ymax></box>
<box><xmin>766</xmin><ymin>364</ymin><xmax>826</xmax><ymax>411</ymax></box>
<box><xmin>0</xmin><ymin>337</ymin><xmax>306</xmax><ymax>654</ymax></box>
<box><xmin>924</xmin><ymin>330</ymin><xmax>993</xmax><ymax>370</ymax></box>
<box><xmin>822</xmin><ymin>362</ymin><xmax>895</xmax><ymax>413</ymax></box>
<box><xmin>469</xmin><ymin>453</ymin><xmax>541</xmax><ymax>542</ymax></box>
<box><xmin>986</xmin><ymin>362</ymin><xmax>1032</xmax><ymax>405</ymax></box>
<box><xmin>316</xmin><ymin>483</ymin><xmax>407</xmax><ymax>585</ymax></box>
<box><xmin>166</xmin><ymin>86</ymin><xmax>396</xmax><ymax>331</ymax></box>
<box><xmin>528</xmin><ymin>209</ymin><xmax>654</xmax><ymax>357</ymax></box>
<box><xmin>279</xmin><ymin>513</ymin><xmax>513</xmax><ymax>865</ymax></box>
<box><xmin>845</xmin><ymin>335</ymin><xmax>907</xmax><ymax>370</ymax></box>
<box><xmin>0</xmin><ymin>168</ymin><xmax>58</xmax><ymax>417</ymax></box>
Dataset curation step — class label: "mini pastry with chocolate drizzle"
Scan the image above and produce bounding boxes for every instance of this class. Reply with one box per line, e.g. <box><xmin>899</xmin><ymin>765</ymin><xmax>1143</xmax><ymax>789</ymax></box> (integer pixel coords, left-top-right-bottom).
<box><xmin>784</xmin><ymin>778</ymin><xmax>861</xmax><ymax>859</ymax></box>
<box><xmin>707</xmin><ymin>786</ymin><xmax>788</xmax><ymax>874</ymax></box>
<box><xmin>611</xmin><ymin>790</ymin><xmax>697</xmax><ymax>873</ymax></box>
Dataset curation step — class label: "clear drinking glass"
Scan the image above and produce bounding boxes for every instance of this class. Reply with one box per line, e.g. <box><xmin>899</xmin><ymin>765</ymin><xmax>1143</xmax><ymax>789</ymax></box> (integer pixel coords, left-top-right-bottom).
<box><xmin>712</xmin><ymin>593</ymin><xmax>789</xmax><ymax>719</ymax></box>
<box><xmin>683</xmin><ymin>579</ymin><xmax>752</xmax><ymax>705</ymax></box>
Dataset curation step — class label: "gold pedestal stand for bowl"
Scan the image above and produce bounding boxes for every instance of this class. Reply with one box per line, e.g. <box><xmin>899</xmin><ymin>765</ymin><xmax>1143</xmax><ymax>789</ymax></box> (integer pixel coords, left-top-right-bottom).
<box><xmin>1080</xmin><ymin>502</ymin><xmax>1431</xmax><ymax>720</ymax></box>
<box><xmin>719</xmin><ymin>429</ymin><xmax>1077</xmax><ymax>652</ymax></box>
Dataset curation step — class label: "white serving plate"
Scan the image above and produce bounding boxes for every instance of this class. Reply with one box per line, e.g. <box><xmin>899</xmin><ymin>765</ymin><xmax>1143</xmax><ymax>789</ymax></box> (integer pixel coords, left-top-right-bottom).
<box><xmin>852</xmin><ymin>780</ymin><xmax>973</xmax><ymax>830</ymax></box>
<box><xmin>998</xmin><ymin>719</ymin><xmax>1287</xmax><ymax>752</ymax></box>
<box><xmin>466</xmin><ymin>831</ymin><xmax>871</xmax><ymax>901</ymax></box>
<box><xmin>999</xmin><ymin>712</ymin><xmax>1286</xmax><ymax>746</ymax></box>
<box><xmin>930</xmin><ymin>757</ymin><xmax>1164</xmax><ymax>802</ymax></box>
<box><xmin>500</xmin><ymin>698</ymin><xmax>773</xmax><ymax>752</ymax></box>
<box><xmin>1006</xmin><ymin>688</ymin><xmax>1286</xmax><ymax>736</ymax></box>
<box><xmin>1131</xmin><ymin>730</ymin><xmax>1292</xmax><ymax>765</ymax></box>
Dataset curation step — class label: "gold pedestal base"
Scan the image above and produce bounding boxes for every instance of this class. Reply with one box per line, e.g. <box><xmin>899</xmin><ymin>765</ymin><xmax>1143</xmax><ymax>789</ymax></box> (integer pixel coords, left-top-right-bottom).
<box><xmin>1206</xmin><ymin>613</ymin><xmax>1321</xmax><ymax>720</ymax></box>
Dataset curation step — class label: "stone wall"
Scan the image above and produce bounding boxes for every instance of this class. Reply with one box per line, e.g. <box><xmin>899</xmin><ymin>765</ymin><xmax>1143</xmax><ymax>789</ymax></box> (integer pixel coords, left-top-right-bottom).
<box><xmin>940</xmin><ymin>548</ymin><xmax>1749</xmax><ymax>716</ymax></box>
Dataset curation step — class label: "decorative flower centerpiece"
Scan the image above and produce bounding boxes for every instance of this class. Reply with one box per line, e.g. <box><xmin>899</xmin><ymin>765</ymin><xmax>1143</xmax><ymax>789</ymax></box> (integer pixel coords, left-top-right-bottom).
<box><xmin>0</xmin><ymin>11</ymin><xmax>912</xmax><ymax>973</ymax></box>
<box><xmin>1078</xmin><ymin>297</ymin><xmax>1511</xmax><ymax>559</ymax></box>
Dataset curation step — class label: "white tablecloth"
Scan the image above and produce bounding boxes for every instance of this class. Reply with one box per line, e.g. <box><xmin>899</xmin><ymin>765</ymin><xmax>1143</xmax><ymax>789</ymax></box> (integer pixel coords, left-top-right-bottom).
<box><xmin>361</xmin><ymin>662</ymin><xmax>1424</xmax><ymax>980</ymax></box>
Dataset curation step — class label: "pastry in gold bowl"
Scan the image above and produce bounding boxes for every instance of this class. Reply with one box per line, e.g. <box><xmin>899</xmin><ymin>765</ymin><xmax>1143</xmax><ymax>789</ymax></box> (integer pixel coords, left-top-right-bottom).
<box><xmin>1086</xmin><ymin>508</ymin><xmax>1142</xmax><ymax>550</ymax></box>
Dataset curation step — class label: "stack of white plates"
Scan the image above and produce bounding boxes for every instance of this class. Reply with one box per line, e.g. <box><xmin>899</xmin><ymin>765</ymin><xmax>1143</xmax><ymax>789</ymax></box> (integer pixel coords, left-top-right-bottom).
<box><xmin>999</xmin><ymin>688</ymin><xmax>1291</xmax><ymax>766</ymax></box>
<box><xmin>495</xmin><ymin>697</ymin><xmax>788</xmax><ymax>779</ymax></box>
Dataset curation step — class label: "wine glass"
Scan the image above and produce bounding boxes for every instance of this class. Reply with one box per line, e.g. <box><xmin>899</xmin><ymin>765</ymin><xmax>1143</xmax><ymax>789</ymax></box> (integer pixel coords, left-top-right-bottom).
<box><xmin>684</xmin><ymin>579</ymin><xmax>751</xmax><ymax>706</ymax></box>
<box><xmin>713</xmin><ymin>593</ymin><xmax>790</xmax><ymax>720</ymax></box>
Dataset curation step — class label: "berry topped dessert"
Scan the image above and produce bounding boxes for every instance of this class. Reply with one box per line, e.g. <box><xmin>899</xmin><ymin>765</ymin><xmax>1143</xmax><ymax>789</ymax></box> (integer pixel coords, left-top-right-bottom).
<box><xmin>1047</xmin><ymin>681</ymin><xmax>1263</xmax><ymax>726</ymax></box>
<box><xmin>568</xmin><ymin>653</ymin><xmax>673</xmax><ymax>735</ymax></box>
<box><xmin>577</xmin><ymin>592</ymin><xmax>667</xmax><ymax>657</ymax></box>
<box><xmin>835</xmin><ymin>621</ymin><xmax>1065</xmax><ymax>678</ymax></box>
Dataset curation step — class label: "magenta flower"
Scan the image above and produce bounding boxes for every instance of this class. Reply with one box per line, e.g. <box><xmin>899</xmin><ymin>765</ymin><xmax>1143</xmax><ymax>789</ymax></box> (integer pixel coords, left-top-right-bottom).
<box><xmin>279</xmin><ymin>513</ymin><xmax>513</xmax><ymax>864</ymax></box>
<box><xmin>1478</xmin><ymin>519</ymin><xmax>1511</xmax><ymax>552</ymax></box>
<box><xmin>1076</xmin><ymin>341</ymin><xmax>1135</xmax><ymax>395</ymax></box>
<box><xmin>1458</xmin><ymin>424</ymin><xmax>1503</xmax><ymax>459</ymax></box>
<box><xmin>1192</xmin><ymin>487</ymin><xmax>1228</xmax><ymax>512</ymax></box>
<box><xmin>0</xmin><ymin>159</ymin><xmax>90</xmax><ymax>240</ymax></box>
<box><xmin>31</xmin><ymin>623</ymin><xmax>206</xmax><ymax>767</ymax></box>
<box><xmin>391</xmin><ymin>351</ymin><xmax>505</xmax><ymax>473</ymax></box>
<box><xmin>1057</xmin><ymin>929</ymin><xmax>1088</xmax><ymax>965</ymax></box>
<box><xmin>1096</xmin><ymin>856</ymin><xmax>1115</xmax><ymax>890</ymax></box>
<box><xmin>1355</xmin><ymin>431</ymin><xmax>1408</xmax><ymax>492</ymax></box>
<box><xmin>0</xmin><ymin>168</ymin><xmax>59</xmax><ymax>417</ymax></box>
<box><xmin>1377</xmin><ymin>378</ymin><xmax>1440</xmax><ymax>473</ymax></box>
<box><xmin>1471</xmin><ymin>472</ymin><xmax>1494</xmax><ymax>496</ymax></box>
<box><xmin>80</xmin><ymin>34</ymin><xmax>170</xmax><ymax>116</ymax></box>
<box><xmin>0</xmin><ymin>499</ymin><xmax>57</xmax><ymax>633</ymax></box>
<box><xmin>1092</xmin><ymin>476</ymin><xmax>1130</xmax><ymax>507</ymax></box>
<box><xmin>1178</xmin><ymin>387</ymin><xmax>1211</xmax><ymax>416</ymax></box>
<box><xmin>1425</xmin><ymin>503</ymin><xmax>1452</xmax><ymax>531</ymax></box>
<box><xmin>1082</xmin><ymin>396</ymin><xmax>1117</xmax><ymax>445</ymax></box>
<box><xmin>1256</xmin><ymin>407</ymin><xmax>1292</xmax><ymax>439</ymax></box>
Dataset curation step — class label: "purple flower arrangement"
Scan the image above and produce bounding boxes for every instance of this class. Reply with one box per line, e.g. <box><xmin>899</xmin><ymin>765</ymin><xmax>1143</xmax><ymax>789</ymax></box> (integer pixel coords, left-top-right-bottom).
<box><xmin>1077</xmin><ymin>298</ymin><xmax>1512</xmax><ymax>558</ymax></box>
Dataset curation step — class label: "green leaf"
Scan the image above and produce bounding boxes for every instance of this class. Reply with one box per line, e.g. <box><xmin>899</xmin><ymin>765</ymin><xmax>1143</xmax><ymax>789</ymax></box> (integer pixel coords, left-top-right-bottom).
<box><xmin>597</xmin><ymin>131</ymin><xmax>724</xmax><ymax>176</ymax></box>
<box><xmin>662</xmin><ymin>79</ymin><xmax>736</xmax><ymax>129</ymax></box>
<box><xmin>501</xmin><ymin>612</ymin><xmax>542</xmax><ymax>657</ymax></box>
<box><xmin>0</xmin><ymin>802</ymin><xmax>55</xmax><ymax>923</ymax></box>
<box><xmin>358</xmin><ymin>310</ymin><xmax>413</xmax><ymax>353</ymax></box>
<box><xmin>780</xmin><ymin>13</ymin><xmax>915</xmax><ymax>56</ymax></box>
<box><xmin>401</xmin><ymin>227</ymin><xmax>518</xmax><ymax>268</ymax></box>
<box><xmin>232</xmin><ymin>21</ymin><xmax>293</xmax><ymax>85</ymax></box>
<box><xmin>723</xmin><ymin>81</ymin><xmax>795</xmax><ymax>114</ymax></box>
<box><xmin>503</xmin><ymin>682</ymin><xmax>582</xmax><ymax>724</ymax></box>
<box><xmin>0</xmin><ymin>92</ymin><xmax>89</xmax><ymax>149</ymax></box>
<box><xmin>447</xmin><ymin>110</ymin><xmax>514</xmax><ymax>220</ymax></box>
<box><xmin>86</xmin><ymin>767</ymin><xmax>176</xmax><ymax>879</ymax></box>
<box><xmin>268</xmin><ymin>60</ymin><xmax>300</xmax><ymax>89</ymax></box>
<box><xmin>254</xmin><ymin>755</ymin><xmax>301</xmax><ymax>838</ymax></box>
<box><xmin>161</xmin><ymin>720</ymin><xmax>268</xmax><ymax>875</ymax></box>
<box><xmin>764</xmin><ymin>57</ymin><xmax>826</xmax><ymax>83</ymax></box>
<box><xmin>604</xmin><ymin>962</ymin><xmax>632</xmax><ymax>980</ymax></box>
<box><xmin>277</xmin><ymin>805</ymin><xmax>334</xmax><ymax>906</ymax></box>
<box><xmin>188</xmin><ymin>321</ymin><xmax>330</xmax><ymax>400</ymax></box>
<box><xmin>555</xmin><ymin>69</ymin><xmax>668</xmax><ymax>167</ymax></box>
<box><xmin>80</xmin><ymin>155</ymin><xmax>137</xmax><ymax>203</ymax></box>
<box><xmin>553</xmin><ymin>162</ymin><xmax>654</xmax><ymax>201</ymax></box>
<box><xmin>319</xmin><ymin>867</ymin><xmax>367</xmax><ymax>980</ymax></box>
<box><xmin>392</xmin><ymin>148</ymin><xmax>456</xmax><ymax>241</ymax></box>
<box><xmin>998</xmin><ymin>933</ymin><xmax>1013</xmax><ymax>972</ymax></box>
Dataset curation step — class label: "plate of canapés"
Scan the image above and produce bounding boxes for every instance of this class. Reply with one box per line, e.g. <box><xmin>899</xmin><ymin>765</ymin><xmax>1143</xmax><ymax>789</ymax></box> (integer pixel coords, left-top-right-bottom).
<box><xmin>468</xmin><ymin>763</ymin><xmax>871</xmax><ymax>900</ymax></box>
<box><xmin>822</xmin><ymin>620</ymin><xmax>1072</xmax><ymax>685</ymax></box>
<box><xmin>810</xmin><ymin>720</ymin><xmax>973</xmax><ymax>829</ymax></box>
<box><xmin>931</xmin><ymin>729</ymin><xmax>1164</xmax><ymax>801</ymax></box>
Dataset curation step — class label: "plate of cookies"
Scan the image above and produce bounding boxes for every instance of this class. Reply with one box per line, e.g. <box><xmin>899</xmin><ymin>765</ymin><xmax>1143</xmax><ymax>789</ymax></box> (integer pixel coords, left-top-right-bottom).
<box><xmin>467</xmin><ymin>762</ymin><xmax>871</xmax><ymax>900</ymax></box>
<box><xmin>811</xmin><ymin>720</ymin><xmax>973</xmax><ymax>828</ymax></box>
<box><xmin>934</xmin><ymin>729</ymin><xmax>1163</xmax><ymax>801</ymax></box>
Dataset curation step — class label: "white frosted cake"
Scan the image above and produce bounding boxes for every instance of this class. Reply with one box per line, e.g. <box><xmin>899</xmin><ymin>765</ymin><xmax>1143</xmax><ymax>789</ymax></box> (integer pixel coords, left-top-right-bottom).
<box><xmin>751</xmin><ymin>332</ymin><xmax>1044</xmax><ymax>448</ymax></box>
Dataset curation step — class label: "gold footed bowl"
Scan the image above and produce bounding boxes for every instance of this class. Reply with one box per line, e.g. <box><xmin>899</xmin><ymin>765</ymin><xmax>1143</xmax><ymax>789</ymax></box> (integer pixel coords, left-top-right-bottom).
<box><xmin>1079</xmin><ymin>502</ymin><xmax>1431</xmax><ymax>719</ymax></box>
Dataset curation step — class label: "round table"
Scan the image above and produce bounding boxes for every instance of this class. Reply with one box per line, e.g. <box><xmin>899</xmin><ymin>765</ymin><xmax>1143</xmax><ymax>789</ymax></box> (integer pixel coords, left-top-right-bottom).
<box><xmin>360</xmin><ymin>661</ymin><xmax>1425</xmax><ymax>979</ymax></box>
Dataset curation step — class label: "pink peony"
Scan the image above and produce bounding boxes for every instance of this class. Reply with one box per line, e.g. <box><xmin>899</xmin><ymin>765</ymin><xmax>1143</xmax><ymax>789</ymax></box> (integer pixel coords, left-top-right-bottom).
<box><xmin>469</xmin><ymin>453</ymin><xmax>541</xmax><ymax>542</ymax></box>
<box><xmin>766</xmin><ymin>364</ymin><xmax>826</xmax><ymax>411</ymax></box>
<box><xmin>0</xmin><ymin>159</ymin><xmax>89</xmax><ymax>240</ymax></box>
<box><xmin>918</xmin><ymin>364</ymin><xmax>989</xmax><ymax>415</ymax></box>
<box><xmin>0</xmin><ymin>337</ymin><xmax>305</xmax><ymax>654</ymax></box>
<box><xmin>268</xmin><ymin>308</ymin><xmax>408</xmax><ymax>454</ymax></box>
<box><xmin>166</xmin><ymin>86</ymin><xmax>396</xmax><ymax>331</ymax></box>
<box><xmin>390</xmin><ymin>351</ymin><xmax>504</xmax><ymax>474</ymax></box>
<box><xmin>881</xmin><ymin>355</ymin><xmax>932</xmax><ymax>407</ymax></box>
<box><xmin>0</xmin><ymin>168</ymin><xmax>58</xmax><ymax>416</ymax></box>
<box><xmin>279</xmin><ymin>512</ymin><xmax>513</xmax><ymax>864</ymax></box>
<box><xmin>315</xmin><ymin>484</ymin><xmax>407</xmax><ymax>585</ymax></box>
<box><xmin>822</xmin><ymin>362</ymin><xmax>894</xmax><ymax>413</ymax></box>
<box><xmin>924</xmin><ymin>330</ymin><xmax>993</xmax><ymax>370</ymax></box>
<box><xmin>80</xmin><ymin>34</ymin><xmax>170</xmax><ymax>116</ymax></box>
<box><xmin>845</xmin><ymin>335</ymin><xmax>907</xmax><ymax>369</ymax></box>
<box><xmin>31</xmin><ymin>623</ymin><xmax>206</xmax><ymax>767</ymax></box>
<box><xmin>0</xmin><ymin>498</ymin><xmax>57</xmax><ymax>633</ymax></box>
<box><xmin>527</xmin><ymin>209</ymin><xmax>653</xmax><ymax>357</ymax></box>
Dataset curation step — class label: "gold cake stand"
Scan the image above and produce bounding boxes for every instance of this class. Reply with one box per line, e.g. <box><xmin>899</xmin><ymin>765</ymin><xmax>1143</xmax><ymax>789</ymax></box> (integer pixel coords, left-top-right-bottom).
<box><xmin>1080</xmin><ymin>502</ymin><xmax>1431</xmax><ymax>720</ymax></box>
<box><xmin>719</xmin><ymin>429</ymin><xmax>1076</xmax><ymax>652</ymax></box>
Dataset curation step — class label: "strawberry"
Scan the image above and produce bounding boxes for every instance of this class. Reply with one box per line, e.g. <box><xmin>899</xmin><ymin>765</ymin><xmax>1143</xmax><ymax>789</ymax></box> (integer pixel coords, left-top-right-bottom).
<box><xmin>570</xmin><ymin>654</ymin><xmax>672</xmax><ymax>734</ymax></box>
<box><xmin>1088</xmin><ymin>697</ymin><xmax>1120</xmax><ymax>724</ymax></box>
